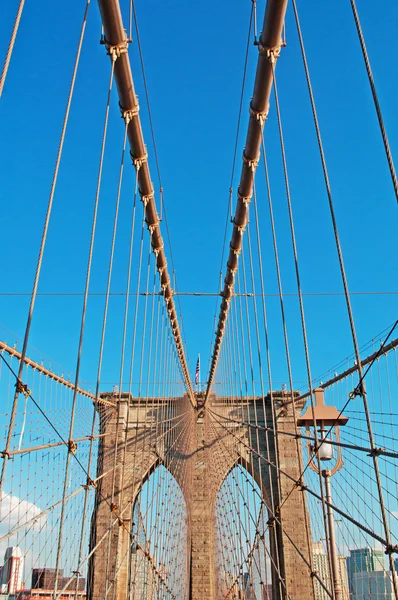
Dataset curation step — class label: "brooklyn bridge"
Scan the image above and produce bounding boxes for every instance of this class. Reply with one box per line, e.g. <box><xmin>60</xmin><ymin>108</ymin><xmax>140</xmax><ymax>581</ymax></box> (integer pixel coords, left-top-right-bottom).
<box><xmin>0</xmin><ymin>0</ymin><xmax>397</xmax><ymax>598</ymax></box>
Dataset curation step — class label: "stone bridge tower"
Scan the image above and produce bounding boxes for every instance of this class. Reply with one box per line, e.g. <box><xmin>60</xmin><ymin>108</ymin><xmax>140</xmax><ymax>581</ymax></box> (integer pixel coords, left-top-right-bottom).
<box><xmin>88</xmin><ymin>392</ymin><xmax>314</xmax><ymax>600</ymax></box>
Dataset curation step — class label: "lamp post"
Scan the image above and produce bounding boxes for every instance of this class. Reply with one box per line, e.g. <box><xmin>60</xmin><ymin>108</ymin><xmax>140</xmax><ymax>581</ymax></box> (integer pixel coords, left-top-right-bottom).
<box><xmin>297</xmin><ymin>388</ymin><xmax>349</xmax><ymax>600</ymax></box>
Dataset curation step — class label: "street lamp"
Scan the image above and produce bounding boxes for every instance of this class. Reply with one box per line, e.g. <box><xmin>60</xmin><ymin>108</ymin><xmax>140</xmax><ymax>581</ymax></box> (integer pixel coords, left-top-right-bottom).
<box><xmin>297</xmin><ymin>388</ymin><xmax>349</xmax><ymax>600</ymax></box>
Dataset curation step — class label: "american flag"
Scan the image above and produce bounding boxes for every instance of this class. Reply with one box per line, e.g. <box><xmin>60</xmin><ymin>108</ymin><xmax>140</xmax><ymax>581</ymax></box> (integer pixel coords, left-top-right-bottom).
<box><xmin>195</xmin><ymin>355</ymin><xmax>200</xmax><ymax>386</ymax></box>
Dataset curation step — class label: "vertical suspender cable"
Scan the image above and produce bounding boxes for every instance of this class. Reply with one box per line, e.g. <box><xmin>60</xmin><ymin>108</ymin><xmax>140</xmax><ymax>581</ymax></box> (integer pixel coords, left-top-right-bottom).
<box><xmin>348</xmin><ymin>0</ymin><xmax>397</xmax><ymax>203</ymax></box>
<box><xmin>96</xmin><ymin>0</ymin><xmax>194</xmax><ymax>405</ymax></box>
<box><xmin>53</xmin><ymin>59</ymin><xmax>115</xmax><ymax>600</ymax></box>
<box><xmin>205</xmin><ymin>0</ymin><xmax>288</xmax><ymax>401</ymax></box>
<box><xmin>74</xmin><ymin>121</ymin><xmax>129</xmax><ymax>600</ymax></box>
<box><xmin>255</xmin><ymin>144</ymin><xmax>317</xmax><ymax>598</ymax></box>
<box><xmin>271</xmin><ymin>61</ymin><xmax>337</xmax><ymax>598</ymax></box>
<box><xmin>0</xmin><ymin>0</ymin><xmax>25</xmax><ymax>97</ymax></box>
<box><xmin>0</xmin><ymin>0</ymin><xmax>91</xmax><ymax>495</ymax></box>
<box><xmin>292</xmin><ymin>3</ymin><xmax>398</xmax><ymax>595</ymax></box>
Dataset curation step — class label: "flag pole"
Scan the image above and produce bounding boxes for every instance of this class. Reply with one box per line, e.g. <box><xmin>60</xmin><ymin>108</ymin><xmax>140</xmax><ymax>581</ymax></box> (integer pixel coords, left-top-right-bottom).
<box><xmin>198</xmin><ymin>353</ymin><xmax>201</xmax><ymax>393</ymax></box>
<box><xmin>195</xmin><ymin>353</ymin><xmax>201</xmax><ymax>393</ymax></box>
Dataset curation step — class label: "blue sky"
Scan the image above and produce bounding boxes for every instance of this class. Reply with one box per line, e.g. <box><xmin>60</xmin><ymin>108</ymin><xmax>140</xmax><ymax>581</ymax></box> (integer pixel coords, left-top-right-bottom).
<box><xmin>0</xmin><ymin>0</ymin><xmax>397</xmax><ymax>393</ymax></box>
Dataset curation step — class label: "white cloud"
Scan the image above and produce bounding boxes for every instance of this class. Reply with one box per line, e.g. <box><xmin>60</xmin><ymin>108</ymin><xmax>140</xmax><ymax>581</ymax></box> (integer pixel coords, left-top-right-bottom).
<box><xmin>0</xmin><ymin>492</ymin><xmax>47</xmax><ymax>532</ymax></box>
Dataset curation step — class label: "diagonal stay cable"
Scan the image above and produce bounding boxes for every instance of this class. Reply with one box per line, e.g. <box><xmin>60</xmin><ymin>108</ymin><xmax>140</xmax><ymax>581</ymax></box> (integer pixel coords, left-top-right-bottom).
<box><xmin>0</xmin><ymin>347</ymin><xmax>188</xmax><ymax>597</ymax></box>
<box><xmin>206</xmin><ymin>412</ymin><xmax>334</xmax><ymax>598</ymax></box>
<box><xmin>207</xmin><ymin>406</ymin><xmax>388</xmax><ymax>550</ymax></box>
<box><xmin>276</xmin><ymin>319</ymin><xmax>398</xmax><ymax>523</ymax></box>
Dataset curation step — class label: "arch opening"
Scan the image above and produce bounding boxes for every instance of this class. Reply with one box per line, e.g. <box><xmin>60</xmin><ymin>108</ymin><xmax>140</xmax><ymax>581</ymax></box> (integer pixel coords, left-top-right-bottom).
<box><xmin>129</xmin><ymin>464</ymin><xmax>188</xmax><ymax>600</ymax></box>
<box><xmin>214</xmin><ymin>464</ymin><xmax>272</xmax><ymax>599</ymax></box>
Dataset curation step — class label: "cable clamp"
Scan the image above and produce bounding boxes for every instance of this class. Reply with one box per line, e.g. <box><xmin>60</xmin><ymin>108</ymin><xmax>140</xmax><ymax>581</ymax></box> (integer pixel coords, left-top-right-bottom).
<box><xmin>131</xmin><ymin>149</ymin><xmax>148</xmax><ymax>169</ymax></box>
<box><xmin>231</xmin><ymin>245</ymin><xmax>242</xmax><ymax>258</ymax></box>
<box><xmin>68</xmin><ymin>440</ymin><xmax>77</xmax><ymax>455</ymax></box>
<box><xmin>121</xmin><ymin>104</ymin><xmax>139</xmax><ymax>124</ymax></box>
<box><xmin>237</xmin><ymin>191</ymin><xmax>252</xmax><ymax>206</ymax></box>
<box><xmin>310</xmin><ymin>570</ymin><xmax>317</xmax><ymax>579</ymax></box>
<box><xmin>231</xmin><ymin>219</ymin><xmax>246</xmax><ymax>235</ymax></box>
<box><xmin>1</xmin><ymin>451</ymin><xmax>10</xmax><ymax>459</ymax></box>
<box><xmin>15</xmin><ymin>380</ymin><xmax>30</xmax><ymax>397</ymax></box>
<box><xmin>110</xmin><ymin>503</ymin><xmax>117</xmax><ymax>513</ymax></box>
<box><xmin>237</xmin><ymin>222</ymin><xmax>248</xmax><ymax>234</ymax></box>
<box><xmin>154</xmin><ymin>243</ymin><xmax>164</xmax><ymax>257</ymax></box>
<box><xmin>258</xmin><ymin>42</ymin><xmax>281</xmax><ymax>63</ymax></box>
<box><xmin>242</xmin><ymin>150</ymin><xmax>260</xmax><ymax>171</ymax></box>
<box><xmin>141</xmin><ymin>193</ymin><xmax>154</xmax><ymax>207</ymax></box>
<box><xmin>385</xmin><ymin>544</ymin><xmax>398</xmax><ymax>555</ymax></box>
<box><xmin>104</xmin><ymin>38</ymin><xmax>130</xmax><ymax>61</ymax></box>
<box><xmin>249</xmin><ymin>102</ymin><xmax>269</xmax><ymax>122</ymax></box>
<box><xmin>367</xmin><ymin>447</ymin><xmax>385</xmax><ymax>457</ymax></box>
<box><xmin>227</xmin><ymin>264</ymin><xmax>238</xmax><ymax>277</ymax></box>
<box><xmin>147</xmin><ymin>221</ymin><xmax>160</xmax><ymax>235</ymax></box>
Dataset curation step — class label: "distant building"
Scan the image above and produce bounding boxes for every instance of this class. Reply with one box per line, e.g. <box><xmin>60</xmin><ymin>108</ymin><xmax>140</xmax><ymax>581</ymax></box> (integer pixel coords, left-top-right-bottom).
<box><xmin>1</xmin><ymin>547</ymin><xmax>24</xmax><ymax>594</ymax></box>
<box><xmin>15</xmin><ymin>567</ymin><xmax>86</xmax><ymax>600</ymax></box>
<box><xmin>312</xmin><ymin>542</ymin><xmax>349</xmax><ymax>600</ymax></box>
<box><xmin>339</xmin><ymin>556</ymin><xmax>350</xmax><ymax>600</ymax></box>
<box><xmin>16</xmin><ymin>590</ymin><xmax>86</xmax><ymax>600</ymax></box>
<box><xmin>352</xmin><ymin>570</ymin><xmax>394</xmax><ymax>600</ymax></box>
<box><xmin>346</xmin><ymin>547</ymin><xmax>384</xmax><ymax>595</ymax></box>
<box><xmin>31</xmin><ymin>568</ymin><xmax>85</xmax><ymax>592</ymax></box>
<box><xmin>242</xmin><ymin>572</ymin><xmax>254</xmax><ymax>599</ymax></box>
